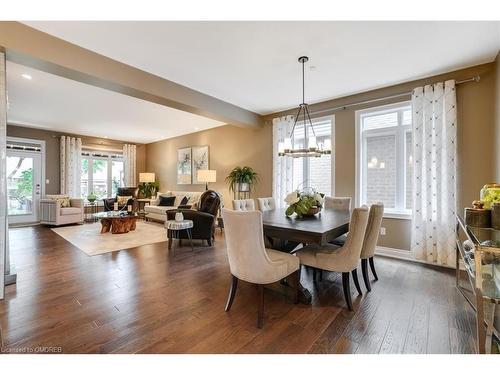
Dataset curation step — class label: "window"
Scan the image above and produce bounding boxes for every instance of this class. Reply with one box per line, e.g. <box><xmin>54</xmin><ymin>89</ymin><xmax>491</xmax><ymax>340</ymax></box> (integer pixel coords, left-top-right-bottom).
<box><xmin>291</xmin><ymin>118</ymin><xmax>334</xmax><ymax>195</ymax></box>
<box><xmin>357</xmin><ymin>103</ymin><xmax>412</xmax><ymax>216</ymax></box>
<box><xmin>81</xmin><ymin>152</ymin><xmax>124</xmax><ymax>199</ymax></box>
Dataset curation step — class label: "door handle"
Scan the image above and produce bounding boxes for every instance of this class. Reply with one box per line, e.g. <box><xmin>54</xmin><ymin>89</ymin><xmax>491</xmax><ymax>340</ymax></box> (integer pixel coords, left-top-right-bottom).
<box><xmin>35</xmin><ymin>183</ymin><xmax>41</xmax><ymax>195</ymax></box>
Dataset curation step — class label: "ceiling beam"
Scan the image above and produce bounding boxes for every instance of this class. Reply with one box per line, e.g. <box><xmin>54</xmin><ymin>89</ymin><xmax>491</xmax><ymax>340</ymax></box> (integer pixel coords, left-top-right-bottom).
<box><xmin>0</xmin><ymin>22</ymin><xmax>262</xmax><ymax>128</ymax></box>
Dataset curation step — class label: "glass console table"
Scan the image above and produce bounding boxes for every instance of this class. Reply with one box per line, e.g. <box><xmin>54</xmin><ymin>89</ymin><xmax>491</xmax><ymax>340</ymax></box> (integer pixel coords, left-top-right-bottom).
<box><xmin>456</xmin><ymin>215</ymin><xmax>499</xmax><ymax>353</ymax></box>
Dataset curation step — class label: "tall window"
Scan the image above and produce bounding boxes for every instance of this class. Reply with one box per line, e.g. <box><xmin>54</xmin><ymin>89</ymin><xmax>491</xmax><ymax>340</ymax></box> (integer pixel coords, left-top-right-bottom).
<box><xmin>81</xmin><ymin>152</ymin><xmax>124</xmax><ymax>199</ymax></box>
<box><xmin>357</xmin><ymin>102</ymin><xmax>412</xmax><ymax>216</ymax></box>
<box><xmin>291</xmin><ymin>118</ymin><xmax>333</xmax><ymax>195</ymax></box>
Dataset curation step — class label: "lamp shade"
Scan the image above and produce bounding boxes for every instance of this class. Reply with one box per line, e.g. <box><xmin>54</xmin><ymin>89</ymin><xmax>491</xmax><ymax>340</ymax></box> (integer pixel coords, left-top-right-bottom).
<box><xmin>197</xmin><ymin>169</ymin><xmax>217</xmax><ymax>183</ymax></box>
<box><xmin>139</xmin><ymin>172</ymin><xmax>155</xmax><ymax>183</ymax></box>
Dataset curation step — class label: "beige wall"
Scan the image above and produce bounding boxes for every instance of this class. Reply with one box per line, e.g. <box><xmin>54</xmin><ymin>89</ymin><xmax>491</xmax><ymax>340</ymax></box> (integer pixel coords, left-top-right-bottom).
<box><xmin>6</xmin><ymin>124</ymin><xmax>146</xmax><ymax>195</ymax></box>
<box><xmin>495</xmin><ymin>53</ymin><xmax>500</xmax><ymax>180</ymax></box>
<box><xmin>146</xmin><ymin>125</ymin><xmax>273</xmax><ymax>208</ymax></box>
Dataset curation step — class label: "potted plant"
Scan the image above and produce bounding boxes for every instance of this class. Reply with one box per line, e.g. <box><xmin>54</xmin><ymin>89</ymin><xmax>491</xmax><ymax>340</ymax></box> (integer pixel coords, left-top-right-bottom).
<box><xmin>285</xmin><ymin>189</ymin><xmax>325</xmax><ymax>218</ymax></box>
<box><xmin>87</xmin><ymin>192</ymin><xmax>97</xmax><ymax>203</ymax></box>
<box><xmin>225</xmin><ymin>166</ymin><xmax>258</xmax><ymax>194</ymax></box>
<box><xmin>139</xmin><ymin>181</ymin><xmax>160</xmax><ymax>199</ymax></box>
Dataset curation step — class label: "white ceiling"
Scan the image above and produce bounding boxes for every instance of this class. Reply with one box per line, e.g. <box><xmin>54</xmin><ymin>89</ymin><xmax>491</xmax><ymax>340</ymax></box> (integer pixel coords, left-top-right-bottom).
<box><xmin>6</xmin><ymin>61</ymin><xmax>224</xmax><ymax>143</ymax></box>
<box><xmin>24</xmin><ymin>21</ymin><xmax>500</xmax><ymax>114</ymax></box>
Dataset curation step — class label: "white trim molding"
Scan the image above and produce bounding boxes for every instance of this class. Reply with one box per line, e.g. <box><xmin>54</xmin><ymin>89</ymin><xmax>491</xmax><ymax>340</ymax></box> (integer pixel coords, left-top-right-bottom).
<box><xmin>375</xmin><ymin>246</ymin><xmax>459</xmax><ymax>270</ymax></box>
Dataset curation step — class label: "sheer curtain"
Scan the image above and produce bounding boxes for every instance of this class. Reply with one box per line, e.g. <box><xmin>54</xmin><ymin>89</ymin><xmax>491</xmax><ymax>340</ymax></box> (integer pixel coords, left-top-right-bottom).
<box><xmin>411</xmin><ymin>80</ymin><xmax>457</xmax><ymax>267</ymax></box>
<box><xmin>123</xmin><ymin>144</ymin><xmax>137</xmax><ymax>186</ymax></box>
<box><xmin>60</xmin><ymin>136</ymin><xmax>82</xmax><ymax>197</ymax></box>
<box><xmin>272</xmin><ymin>115</ymin><xmax>294</xmax><ymax>208</ymax></box>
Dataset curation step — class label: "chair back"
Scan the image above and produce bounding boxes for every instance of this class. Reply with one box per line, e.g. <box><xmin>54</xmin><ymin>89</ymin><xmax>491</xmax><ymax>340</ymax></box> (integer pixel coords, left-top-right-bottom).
<box><xmin>324</xmin><ymin>196</ymin><xmax>351</xmax><ymax>210</ymax></box>
<box><xmin>222</xmin><ymin>209</ymin><xmax>277</xmax><ymax>283</ymax></box>
<box><xmin>360</xmin><ymin>203</ymin><xmax>384</xmax><ymax>259</ymax></box>
<box><xmin>232</xmin><ymin>199</ymin><xmax>255</xmax><ymax>211</ymax></box>
<box><xmin>326</xmin><ymin>206</ymin><xmax>369</xmax><ymax>271</ymax></box>
<box><xmin>257</xmin><ymin>197</ymin><xmax>276</xmax><ymax>212</ymax></box>
<box><xmin>198</xmin><ymin>190</ymin><xmax>221</xmax><ymax>215</ymax></box>
<box><xmin>117</xmin><ymin>187</ymin><xmax>139</xmax><ymax>198</ymax></box>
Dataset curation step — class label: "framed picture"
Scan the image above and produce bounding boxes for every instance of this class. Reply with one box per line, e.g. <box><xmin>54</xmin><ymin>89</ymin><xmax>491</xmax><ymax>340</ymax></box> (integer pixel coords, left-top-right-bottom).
<box><xmin>192</xmin><ymin>146</ymin><xmax>209</xmax><ymax>185</ymax></box>
<box><xmin>177</xmin><ymin>147</ymin><xmax>192</xmax><ymax>184</ymax></box>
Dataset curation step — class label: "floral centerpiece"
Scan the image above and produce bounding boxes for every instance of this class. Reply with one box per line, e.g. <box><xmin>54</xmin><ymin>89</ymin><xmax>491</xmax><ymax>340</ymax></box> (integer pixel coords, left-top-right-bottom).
<box><xmin>285</xmin><ymin>189</ymin><xmax>325</xmax><ymax>218</ymax></box>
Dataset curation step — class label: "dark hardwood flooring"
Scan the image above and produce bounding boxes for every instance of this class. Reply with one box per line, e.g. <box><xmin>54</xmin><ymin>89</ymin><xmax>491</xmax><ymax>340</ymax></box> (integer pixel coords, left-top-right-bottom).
<box><xmin>0</xmin><ymin>225</ymin><xmax>478</xmax><ymax>353</ymax></box>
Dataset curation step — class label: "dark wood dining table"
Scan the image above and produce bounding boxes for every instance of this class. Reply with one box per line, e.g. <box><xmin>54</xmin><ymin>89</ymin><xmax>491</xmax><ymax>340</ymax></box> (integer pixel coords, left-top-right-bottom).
<box><xmin>261</xmin><ymin>208</ymin><xmax>351</xmax><ymax>304</ymax></box>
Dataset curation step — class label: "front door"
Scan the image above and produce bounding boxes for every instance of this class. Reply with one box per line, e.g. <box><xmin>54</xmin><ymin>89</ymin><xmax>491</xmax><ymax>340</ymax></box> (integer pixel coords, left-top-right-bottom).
<box><xmin>7</xmin><ymin>149</ymin><xmax>43</xmax><ymax>225</ymax></box>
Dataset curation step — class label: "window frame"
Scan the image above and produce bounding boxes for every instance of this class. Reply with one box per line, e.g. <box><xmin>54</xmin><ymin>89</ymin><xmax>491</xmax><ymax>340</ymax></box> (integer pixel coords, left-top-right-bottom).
<box><xmin>355</xmin><ymin>101</ymin><xmax>412</xmax><ymax>219</ymax></box>
<box><xmin>291</xmin><ymin>116</ymin><xmax>335</xmax><ymax>196</ymax></box>
<box><xmin>81</xmin><ymin>152</ymin><xmax>124</xmax><ymax>199</ymax></box>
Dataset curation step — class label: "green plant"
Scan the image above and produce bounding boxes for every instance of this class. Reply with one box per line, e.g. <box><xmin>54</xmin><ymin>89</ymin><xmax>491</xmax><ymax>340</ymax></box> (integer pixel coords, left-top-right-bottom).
<box><xmin>225</xmin><ymin>166</ymin><xmax>258</xmax><ymax>192</ymax></box>
<box><xmin>284</xmin><ymin>189</ymin><xmax>325</xmax><ymax>218</ymax></box>
<box><xmin>139</xmin><ymin>181</ymin><xmax>160</xmax><ymax>198</ymax></box>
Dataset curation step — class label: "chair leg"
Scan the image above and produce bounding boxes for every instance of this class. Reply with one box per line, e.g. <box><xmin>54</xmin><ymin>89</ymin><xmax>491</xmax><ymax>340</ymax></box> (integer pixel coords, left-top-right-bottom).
<box><xmin>257</xmin><ymin>285</ymin><xmax>264</xmax><ymax>329</ymax></box>
<box><xmin>351</xmin><ymin>268</ymin><xmax>362</xmax><ymax>295</ymax></box>
<box><xmin>361</xmin><ymin>259</ymin><xmax>371</xmax><ymax>292</ymax></box>
<box><xmin>342</xmin><ymin>272</ymin><xmax>353</xmax><ymax>311</ymax></box>
<box><xmin>319</xmin><ymin>269</ymin><xmax>323</xmax><ymax>281</ymax></box>
<box><xmin>313</xmin><ymin>268</ymin><xmax>317</xmax><ymax>282</ymax></box>
<box><xmin>292</xmin><ymin>268</ymin><xmax>301</xmax><ymax>304</ymax></box>
<box><xmin>224</xmin><ymin>275</ymin><xmax>238</xmax><ymax>312</ymax></box>
<box><xmin>369</xmin><ymin>257</ymin><xmax>379</xmax><ymax>281</ymax></box>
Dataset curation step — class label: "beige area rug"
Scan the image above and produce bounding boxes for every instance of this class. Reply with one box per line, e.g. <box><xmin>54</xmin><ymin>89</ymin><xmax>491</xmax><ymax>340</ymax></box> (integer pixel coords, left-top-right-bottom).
<box><xmin>51</xmin><ymin>221</ymin><xmax>168</xmax><ymax>256</ymax></box>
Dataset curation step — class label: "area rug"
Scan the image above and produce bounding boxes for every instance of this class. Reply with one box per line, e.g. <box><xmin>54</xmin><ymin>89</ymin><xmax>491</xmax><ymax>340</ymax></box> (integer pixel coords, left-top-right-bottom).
<box><xmin>51</xmin><ymin>221</ymin><xmax>168</xmax><ymax>256</ymax></box>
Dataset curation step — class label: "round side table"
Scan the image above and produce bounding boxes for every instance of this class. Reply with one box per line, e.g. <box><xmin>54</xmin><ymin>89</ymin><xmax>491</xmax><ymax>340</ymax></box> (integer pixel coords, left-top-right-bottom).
<box><xmin>165</xmin><ymin>219</ymin><xmax>194</xmax><ymax>252</ymax></box>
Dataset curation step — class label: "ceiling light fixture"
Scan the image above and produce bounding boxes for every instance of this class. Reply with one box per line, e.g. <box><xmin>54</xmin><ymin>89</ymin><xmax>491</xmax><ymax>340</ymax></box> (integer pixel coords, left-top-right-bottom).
<box><xmin>21</xmin><ymin>74</ymin><xmax>32</xmax><ymax>80</ymax></box>
<box><xmin>278</xmin><ymin>56</ymin><xmax>331</xmax><ymax>158</ymax></box>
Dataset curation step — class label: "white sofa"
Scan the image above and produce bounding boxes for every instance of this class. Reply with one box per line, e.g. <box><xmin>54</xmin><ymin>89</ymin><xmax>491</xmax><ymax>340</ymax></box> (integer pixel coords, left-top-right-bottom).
<box><xmin>144</xmin><ymin>191</ymin><xmax>203</xmax><ymax>223</ymax></box>
<box><xmin>40</xmin><ymin>195</ymin><xmax>84</xmax><ymax>226</ymax></box>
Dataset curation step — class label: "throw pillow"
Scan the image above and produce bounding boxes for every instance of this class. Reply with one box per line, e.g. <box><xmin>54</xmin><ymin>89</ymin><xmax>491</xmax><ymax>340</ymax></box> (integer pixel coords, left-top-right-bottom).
<box><xmin>117</xmin><ymin>195</ymin><xmax>132</xmax><ymax>205</ymax></box>
<box><xmin>158</xmin><ymin>196</ymin><xmax>176</xmax><ymax>206</ymax></box>
<box><xmin>179</xmin><ymin>196</ymin><xmax>189</xmax><ymax>205</ymax></box>
<box><xmin>48</xmin><ymin>195</ymin><xmax>70</xmax><ymax>208</ymax></box>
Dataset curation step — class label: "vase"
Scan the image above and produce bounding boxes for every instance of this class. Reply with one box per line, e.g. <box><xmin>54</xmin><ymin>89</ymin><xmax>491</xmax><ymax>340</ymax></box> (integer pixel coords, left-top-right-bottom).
<box><xmin>237</xmin><ymin>182</ymin><xmax>250</xmax><ymax>192</ymax></box>
<box><xmin>175</xmin><ymin>212</ymin><xmax>184</xmax><ymax>222</ymax></box>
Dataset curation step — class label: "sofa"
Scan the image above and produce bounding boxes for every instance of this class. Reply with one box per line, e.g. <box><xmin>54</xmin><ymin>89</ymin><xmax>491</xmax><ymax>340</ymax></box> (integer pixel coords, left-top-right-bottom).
<box><xmin>166</xmin><ymin>190</ymin><xmax>221</xmax><ymax>246</ymax></box>
<box><xmin>40</xmin><ymin>195</ymin><xmax>84</xmax><ymax>226</ymax></box>
<box><xmin>144</xmin><ymin>191</ymin><xmax>203</xmax><ymax>222</ymax></box>
<box><xmin>103</xmin><ymin>187</ymin><xmax>139</xmax><ymax>212</ymax></box>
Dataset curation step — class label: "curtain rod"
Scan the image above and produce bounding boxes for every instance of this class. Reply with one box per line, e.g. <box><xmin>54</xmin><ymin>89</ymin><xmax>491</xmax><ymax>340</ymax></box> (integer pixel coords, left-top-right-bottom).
<box><xmin>305</xmin><ymin>75</ymin><xmax>480</xmax><ymax>117</ymax></box>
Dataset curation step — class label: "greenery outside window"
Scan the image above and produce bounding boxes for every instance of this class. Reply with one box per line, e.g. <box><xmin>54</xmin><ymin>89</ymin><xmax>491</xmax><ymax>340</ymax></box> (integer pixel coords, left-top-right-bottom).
<box><xmin>81</xmin><ymin>152</ymin><xmax>124</xmax><ymax>199</ymax></box>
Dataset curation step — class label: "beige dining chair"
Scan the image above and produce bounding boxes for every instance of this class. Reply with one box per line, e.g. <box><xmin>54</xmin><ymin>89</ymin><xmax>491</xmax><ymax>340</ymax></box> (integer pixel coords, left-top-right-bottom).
<box><xmin>324</xmin><ymin>196</ymin><xmax>351</xmax><ymax>211</ymax></box>
<box><xmin>257</xmin><ymin>197</ymin><xmax>276</xmax><ymax>212</ymax></box>
<box><xmin>360</xmin><ymin>203</ymin><xmax>384</xmax><ymax>291</ymax></box>
<box><xmin>232</xmin><ymin>199</ymin><xmax>255</xmax><ymax>211</ymax></box>
<box><xmin>296</xmin><ymin>206</ymin><xmax>369</xmax><ymax>311</ymax></box>
<box><xmin>222</xmin><ymin>209</ymin><xmax>300</xmax><ymax>328</ymax></box>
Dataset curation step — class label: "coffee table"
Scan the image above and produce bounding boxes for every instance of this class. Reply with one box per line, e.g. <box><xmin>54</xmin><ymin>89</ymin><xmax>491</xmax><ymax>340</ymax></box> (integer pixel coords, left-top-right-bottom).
<box><xmin>93</xmin><ymin>211</ymin><xmax>139</xmax><ymax>234</ymax></box>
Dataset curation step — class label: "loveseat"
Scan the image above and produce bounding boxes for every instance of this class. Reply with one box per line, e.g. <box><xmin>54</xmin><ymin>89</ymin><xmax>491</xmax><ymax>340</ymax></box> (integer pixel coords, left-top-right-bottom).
<box><xmin>144</xmin><ymin>191</ymin><xmax>203</xmax><ymax>222</ymax></box>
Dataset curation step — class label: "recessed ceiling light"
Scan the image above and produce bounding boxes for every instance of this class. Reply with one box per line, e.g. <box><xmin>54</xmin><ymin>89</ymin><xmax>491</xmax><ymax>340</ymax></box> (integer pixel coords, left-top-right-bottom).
<box><xmin>21</xmin><ymin>74</ymin><xmax>32</xmax><ymax>80</ymax></box>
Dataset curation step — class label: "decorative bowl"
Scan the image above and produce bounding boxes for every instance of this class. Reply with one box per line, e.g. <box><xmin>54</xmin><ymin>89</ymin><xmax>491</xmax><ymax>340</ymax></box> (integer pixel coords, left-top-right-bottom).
<box><xmin>303</xmin><ymin>206</ymin><xmax>322</xmax><ymax>217</ymax></box>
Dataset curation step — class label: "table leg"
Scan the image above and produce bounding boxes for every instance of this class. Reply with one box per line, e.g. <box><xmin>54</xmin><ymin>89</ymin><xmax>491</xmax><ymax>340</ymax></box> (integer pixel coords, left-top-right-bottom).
<box><xmin>100</xmin><ymin>219</ymin><xmax>111</xmax><ymax>233</ymax></box>
<box><xmin>187</xmin><ymin>228</ymin><xmax>194</xmax><ymax>251</ymax></box>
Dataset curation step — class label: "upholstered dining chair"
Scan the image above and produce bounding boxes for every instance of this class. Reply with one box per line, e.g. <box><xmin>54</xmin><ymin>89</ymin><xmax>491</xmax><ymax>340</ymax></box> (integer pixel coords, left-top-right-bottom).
<box><xmin>222</xmin><ymin>209</ymin><xmax>300</xmax><ymax>328</ymax></box>
<box><xmin>257</xmin><ymin>197</ymin><xmax>276</xmax><ymax>212</ymax></box>
<box><xmin>232</xmin><ymin>199</ymin><xmax>255</xmax><ymax>211</ymax></box>
<box><xmin>296</xmin><ymin>206</ymin><xmax>369</xmax><ymax>311</ymax></box>
<box><xmin>359</xmin><ymin>203</ymin><xmax>384</xmax><ymax>292</ymax></box>
<box><xmin>324</xmin><ymin>196</ymin><xmax>351</xmax><ymax>211</ymax></box>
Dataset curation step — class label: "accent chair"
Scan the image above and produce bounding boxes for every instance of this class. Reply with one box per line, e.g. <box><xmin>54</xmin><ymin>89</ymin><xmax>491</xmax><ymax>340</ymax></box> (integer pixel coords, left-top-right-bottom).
<box><xmin>257</xmin><ymin>197</ymin><xmax>276</xmax><ymax>212</ymax></box>
<box><xmin>103</xmin><ymin>186</ymin><xmax>139</xmax><ymax>212</ymax></box>
<box><xmin>359</xmin><ymin>203</ymin><xmax>384</xmax><ymax>291</ymax></box>
<box><xmin>40</xmin><ymin>195</ymin><xmax>84</xmax><ymax>226</ymax></box>
<box><xmin>232</xmin><ymin>199</ymin><xmax>255</xmax><ymax>211</ymax></box>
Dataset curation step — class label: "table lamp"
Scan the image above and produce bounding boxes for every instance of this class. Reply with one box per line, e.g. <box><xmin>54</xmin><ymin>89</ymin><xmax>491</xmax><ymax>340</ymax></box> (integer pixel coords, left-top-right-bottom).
<box><xmin>197</xmin><ymin>170</ymin><xmax>216</xmax><ymax>191</ymax></box>
<box><xmin>139</xmin><ymin>172</ymin><xmax>156</xmax><ymax>198</ymax></box>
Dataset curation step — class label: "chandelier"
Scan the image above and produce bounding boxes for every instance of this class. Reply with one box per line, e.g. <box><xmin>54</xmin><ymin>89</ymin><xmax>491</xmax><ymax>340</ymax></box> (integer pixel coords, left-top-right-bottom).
<box><xmin>278</xmin><ymin>56</ymin><xmax>332</xmax><ymax>158</ymax></box>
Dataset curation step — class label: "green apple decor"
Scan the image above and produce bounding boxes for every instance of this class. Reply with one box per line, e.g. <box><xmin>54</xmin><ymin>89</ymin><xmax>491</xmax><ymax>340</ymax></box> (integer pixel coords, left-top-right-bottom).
<box><xmin>87</xmin><ymin>192</ymin><xmax>97</xmax><ymax>203</ymax></box>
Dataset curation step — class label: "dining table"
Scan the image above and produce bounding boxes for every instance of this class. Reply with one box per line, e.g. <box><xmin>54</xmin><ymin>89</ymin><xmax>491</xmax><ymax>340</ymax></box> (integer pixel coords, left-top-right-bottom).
<box><xmin>261</xmin><ymin>207</ymin><xmax>351</xmax><ymax>304</ymax></box>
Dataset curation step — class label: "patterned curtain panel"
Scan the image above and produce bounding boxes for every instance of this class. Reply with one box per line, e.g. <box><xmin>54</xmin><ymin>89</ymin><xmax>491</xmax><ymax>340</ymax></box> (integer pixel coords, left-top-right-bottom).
<box><xmin>60</xmin><ymin>136</ymin><xmax>82</xmax><ymax>197</ymax></box>
<box><xmin>272</xmin><ymin>115</ymin><xmax>294</xmax><ymax>208</ymax></box>
<box><xmin>123</xmin><ymin>144</ymin><xmax>137</xmax><ymax>186</ymax></box>
<box><xmin>410</xmin><ymin>80</ymin><xmax>457</xmax><ymax>266</ymax></box>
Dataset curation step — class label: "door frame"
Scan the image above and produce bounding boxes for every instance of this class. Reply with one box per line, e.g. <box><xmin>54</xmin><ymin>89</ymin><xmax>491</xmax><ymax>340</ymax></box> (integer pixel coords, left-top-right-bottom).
<box><xmin>6</xmin><ymin>136</ymin><xmax>46</xmax><ymax>224</ymax></box>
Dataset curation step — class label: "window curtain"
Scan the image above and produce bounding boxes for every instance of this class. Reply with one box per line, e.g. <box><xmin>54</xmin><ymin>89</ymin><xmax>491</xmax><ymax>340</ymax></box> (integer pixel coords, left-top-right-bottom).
<box><xmin>123</xmin><ymin>144</ymin><xmax>137</xmax><ymax>186</ymax></box>
<box><xmin>410</xmin><ymin>80</ymin><xmax>457</xmax><ymax>267</ymax></box>
<box><xmin>272</xmin><ymin>115</ymin><xmax>295</xmax><ymax>208</ymax></box>
<box><xmin>60</xmin><ymin>136</ymin><xmax>82</xmax><ymax>197</ymax></box>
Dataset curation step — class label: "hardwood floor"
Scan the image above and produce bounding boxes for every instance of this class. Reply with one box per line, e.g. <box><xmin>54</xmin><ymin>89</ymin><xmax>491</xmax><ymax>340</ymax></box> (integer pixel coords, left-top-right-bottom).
<box><xmin>0</xmin><ymin>225</ymin><xmax>478</xmax><ymax>353</ymax></box>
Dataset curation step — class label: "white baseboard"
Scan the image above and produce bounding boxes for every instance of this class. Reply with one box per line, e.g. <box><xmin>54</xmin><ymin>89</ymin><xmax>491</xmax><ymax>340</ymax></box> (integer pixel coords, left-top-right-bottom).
<box><xmin>375</xmin><ymin>246</ymin><xmax>458</xmax><ymax>270</ymax></box>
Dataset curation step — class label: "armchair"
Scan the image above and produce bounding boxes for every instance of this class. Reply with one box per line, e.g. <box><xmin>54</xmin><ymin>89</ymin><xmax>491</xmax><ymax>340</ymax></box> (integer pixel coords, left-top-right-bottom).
<box><xmin>40</xmin><ymin>195</ymin><xmax>84</xmax><ymax>226</ymax></box>
<box><xmin>166</xmin><ymin>190</ymin><xmax>221</xmax><ymax>246</ymax></box>
<box><xmin>103</xmin><ymin>186</ymin><xmax>139</xmax><ymax>212</ymax></box>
